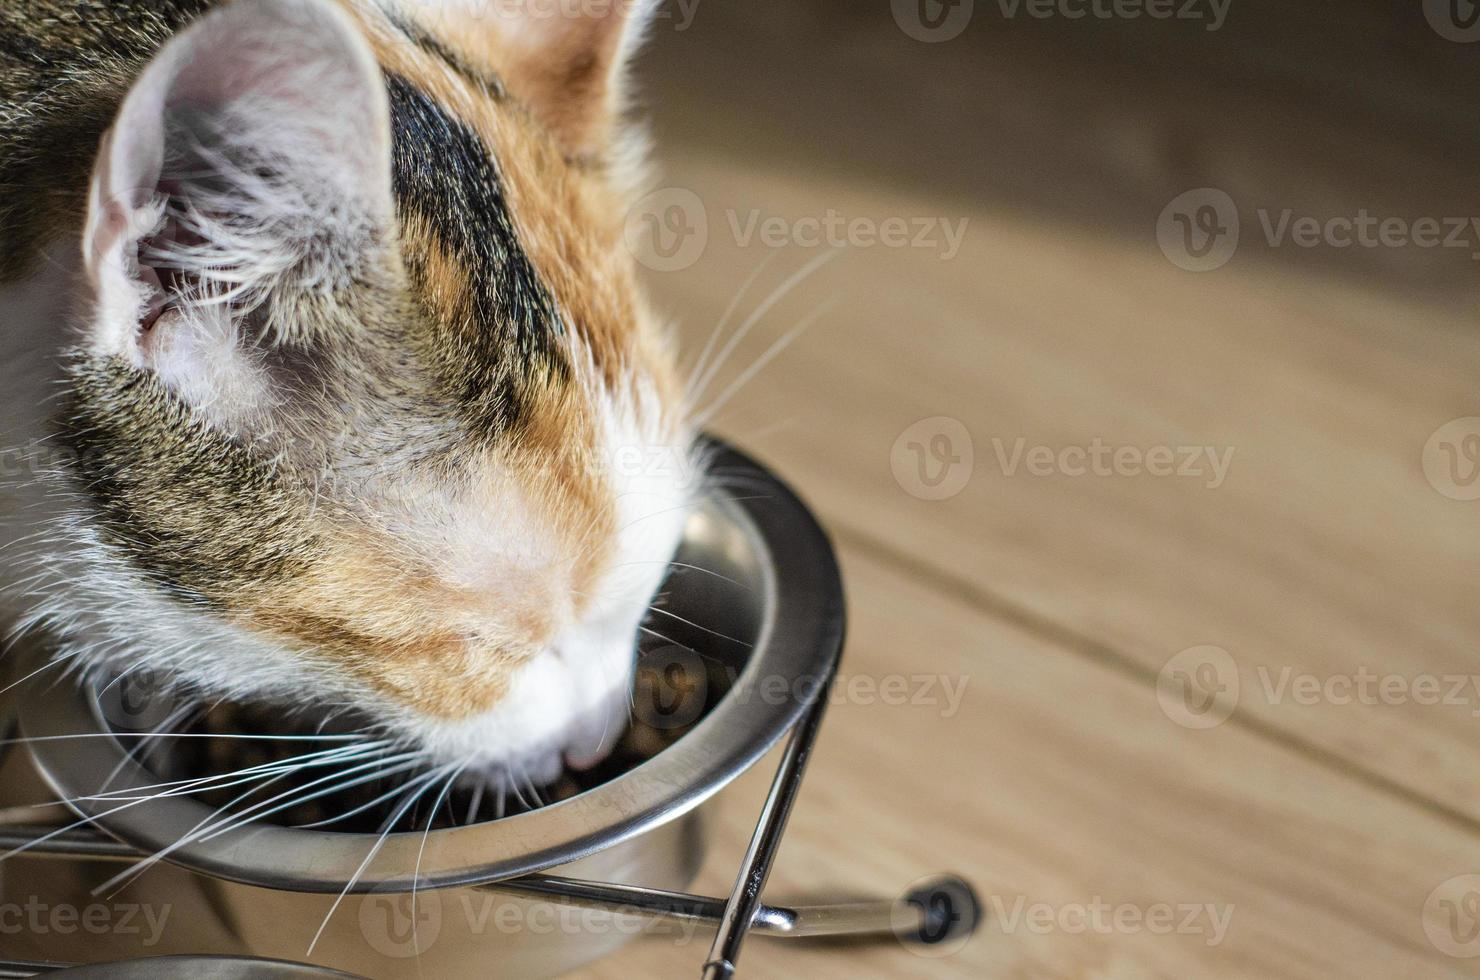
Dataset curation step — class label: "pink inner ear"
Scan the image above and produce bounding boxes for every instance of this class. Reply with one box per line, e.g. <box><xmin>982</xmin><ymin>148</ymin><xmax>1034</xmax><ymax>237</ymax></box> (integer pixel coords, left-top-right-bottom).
<box><xmin>84</xmin><ymin>0</ymin><xmax>395</xmax><ymax>357</ymax></box>
<box><xmin>136</xmin><ymin>190</ymin><xmax>212</xmax><ymax>335</ymax></box>
<box><xmin>93</xmin><ymin>0</ymin><xmax>392</xmax><ymax>228</ymax></box>
<box><xmin>163</xmin><ymin>36</ymin><xmax>382</xmax><ymax>177</ymax></box>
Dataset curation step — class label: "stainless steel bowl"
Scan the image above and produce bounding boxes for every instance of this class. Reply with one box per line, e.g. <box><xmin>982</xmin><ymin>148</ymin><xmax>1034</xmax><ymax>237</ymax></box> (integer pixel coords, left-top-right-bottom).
<box><xmin>0</xmin><ymin>442</ymin><xmax>849</xmax><ymax>978</ymax></box>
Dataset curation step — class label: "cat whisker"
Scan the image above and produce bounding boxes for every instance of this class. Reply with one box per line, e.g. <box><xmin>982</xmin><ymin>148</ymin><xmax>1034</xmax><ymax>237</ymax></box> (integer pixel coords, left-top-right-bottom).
<box><xmin>292</xmin><ymin>756</ymin><xmax>443</xmax><ymax>830</ymax></box>
<box><xmin>71</xmin><ymin>741</ymin><xmax>386</xmax><ymax>805</ymax></box>
<box><xmin>684</xmin><ymin>249</ymin><xmax>780</xmax><ymax>393</ymax></box>
<box><xmin>196</xmin><ymin>752</ymin><xmax>431</xmax><ymax>843</ymax></box>
<box><xmin>307</xmin><ymin>763</ymin><xmax>459</xmax><ymax>956</ymax></box>
<box><xmin>464</xmin><ymin>780</ymin><xmax>487</xmax><ymax>826</ymax></box>
<box><xmin>637</xmin><ymin>626</ymin><xmax>729</xmax><ymax>667</ymax></box>
<box><xmin>613</xmin><ymin>495</ymin><xmax>771</xmax><ymax>540</ymax></box>
<box><xmin>7</xmin><ymin>745</ymin><xmax>372</xmax><ymax>885</ymax></box>
<box><xmin>692</xmin><ymin>300</ymin><xmax>838</xmax><ymax>431</ymax></box>
<box><xmin>411</xmin><ymin>763</ymin><xmax>467</xmax><ymax>958</ymax></box>
<box><xmin>94</xmin><ymin>699</ymin><xmax>203</xmax><ymax>798</ymax></box>
<box><xmin>0</xmin><ymin>743</ymin><xmax>367</xmax><ymax>872</ymax></box>
<box><xmin>684</xmin><ymin>249</ymin><xmax>839</xmax><ymax>414</ymax></box>
<box><xmin>0</xmin><ymin>648</ymin><xmax>82</xmax><ymax>696</ymax></box>
<box><xmin>504</xmin><ymin>760</ymin><xmax>536</xmax><ymax>812</ymax></box>
<box><xmin>523</xmin><ymin>767</ymin><xmax>546</xmax><ymax>810</ymax></box>
<box><xmin>94</xmin><ymin>746</ymin><xmax>422</xmax><ymax>898</ymax></box>
<box><xmin>0</xmin><ymin>732</ymin><xmax>373</xmax><ymax>746</ymax></box>
<box><xmin>605</xmin><ymin>559</ymin><xmax>751</xmax><ymax>592</ymax></box>
<box><xmin>644</xmin><ymin>605</ymin><xmax>752</xmax><ymax>648</ymax></box>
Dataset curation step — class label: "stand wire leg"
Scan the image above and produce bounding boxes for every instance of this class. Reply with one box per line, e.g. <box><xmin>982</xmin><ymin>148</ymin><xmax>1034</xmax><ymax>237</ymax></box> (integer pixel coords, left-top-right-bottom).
<box><xmin>700</xmin><ymin>668</ymin><xmax>834</xmax><ymax>980</ymax></box>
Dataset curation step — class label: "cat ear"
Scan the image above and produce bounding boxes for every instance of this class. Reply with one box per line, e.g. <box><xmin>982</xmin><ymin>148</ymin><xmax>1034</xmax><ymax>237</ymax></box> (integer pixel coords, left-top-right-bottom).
<box><xmin>83</xmin><ymin>0</ymin><xmax>394</xmax><ymax>365</ymax></box>
<box><xmin>484</xmin><ymin>0</ymin><xmax>660</xmax><ymax>157</ymax></box>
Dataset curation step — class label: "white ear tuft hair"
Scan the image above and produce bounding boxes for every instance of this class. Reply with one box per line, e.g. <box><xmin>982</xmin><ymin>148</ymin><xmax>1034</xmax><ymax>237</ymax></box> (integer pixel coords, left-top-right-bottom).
<box><xmin>83</xmin><ymin>0</ymin><xmax>394</xmax><ymax>367</ymax></box>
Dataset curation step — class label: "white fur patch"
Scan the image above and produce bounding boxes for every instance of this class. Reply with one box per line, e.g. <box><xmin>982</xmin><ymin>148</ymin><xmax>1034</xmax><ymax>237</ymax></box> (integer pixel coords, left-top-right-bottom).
<box><xmin>382</xmin><ymin>346</ymin><xmax>697</xmax><ymax>779</ymax></box>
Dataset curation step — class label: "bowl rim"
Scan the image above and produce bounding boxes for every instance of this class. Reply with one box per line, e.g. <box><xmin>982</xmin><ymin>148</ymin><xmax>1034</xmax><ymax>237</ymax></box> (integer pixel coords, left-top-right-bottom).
<box><xmin>19</xmin><ymin>440</ymin><xmax>846</xmax><ymax>892</ymax></box>
<box><xmin>49</xmin><ymin>954</ymin><xmax>364</xmax><ymax>979</ymax></box>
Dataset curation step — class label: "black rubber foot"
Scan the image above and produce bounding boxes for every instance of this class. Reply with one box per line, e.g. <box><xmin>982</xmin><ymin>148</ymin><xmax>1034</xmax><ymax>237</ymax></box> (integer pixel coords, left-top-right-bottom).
<box><xmin>904</xmin><ymin>874</ymin><xmax>983</xmax><ymax>945</ymax></box>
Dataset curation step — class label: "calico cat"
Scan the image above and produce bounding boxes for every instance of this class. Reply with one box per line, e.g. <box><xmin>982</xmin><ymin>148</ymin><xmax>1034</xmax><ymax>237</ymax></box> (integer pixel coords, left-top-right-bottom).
<box><xmin>0</xmin><ymin>0</ymin><xmax>695</xmax><ymax>787</ymax></box>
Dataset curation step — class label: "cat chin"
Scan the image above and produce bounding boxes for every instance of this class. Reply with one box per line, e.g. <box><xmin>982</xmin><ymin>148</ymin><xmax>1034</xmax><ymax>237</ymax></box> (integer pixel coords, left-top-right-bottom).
<box><xmin>399</xmin><ymin>636</ymin><xmax>639</xmax><ymax>790</ymax></box>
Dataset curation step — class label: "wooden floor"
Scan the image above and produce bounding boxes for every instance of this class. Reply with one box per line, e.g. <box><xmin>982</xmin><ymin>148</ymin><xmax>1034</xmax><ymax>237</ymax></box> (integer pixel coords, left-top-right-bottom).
<box><xmin>577</xmin><ymin>2</ymin><xmax>1480</xmax><ymax>978</ymax></box>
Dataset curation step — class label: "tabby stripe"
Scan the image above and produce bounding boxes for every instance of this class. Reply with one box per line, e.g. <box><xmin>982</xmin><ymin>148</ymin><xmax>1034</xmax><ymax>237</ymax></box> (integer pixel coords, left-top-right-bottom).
<box><xmin>386</xmin><ymin>73</ymin><xmax>568</xmax><ymax>439</ymax></box>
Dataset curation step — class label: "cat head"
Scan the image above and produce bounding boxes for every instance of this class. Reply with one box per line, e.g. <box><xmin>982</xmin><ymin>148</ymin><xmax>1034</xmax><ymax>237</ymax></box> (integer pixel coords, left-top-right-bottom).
<box><xmin>42</xmin><ymin>0</ymin><xmax>696</xmax><ymax>779</ymax></box>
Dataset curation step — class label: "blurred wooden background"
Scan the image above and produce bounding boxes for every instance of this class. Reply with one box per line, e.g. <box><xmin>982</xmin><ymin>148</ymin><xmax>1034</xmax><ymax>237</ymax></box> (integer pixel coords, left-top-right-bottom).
<box><xmin>575</xmin><ymin>1</ymin><xmax>1480</xmax><ymax>977</ymax></box>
